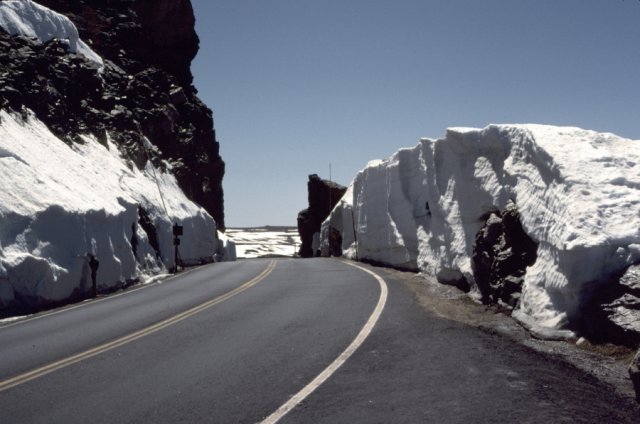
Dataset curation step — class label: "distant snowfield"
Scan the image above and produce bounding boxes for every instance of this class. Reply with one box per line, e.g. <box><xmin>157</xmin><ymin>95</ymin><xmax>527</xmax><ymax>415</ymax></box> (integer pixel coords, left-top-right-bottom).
<box><xmin>0</xmin><ymin>0</ymin><xmax>104</xmax><ymax>69</ymax></box>
<box><xmin>226</xmin><ymin>227</ymin><xmax>300</xmax><ymax>259</ymax></box>
<box><xmin>322</xmin><ymin>124</ymin><xmax>640</xmax><ymax>338</ymax></box>
<box><xmin>0</xmin><ymin>109</ymin><xmax>226</xmax><ymax>312</ymax></box>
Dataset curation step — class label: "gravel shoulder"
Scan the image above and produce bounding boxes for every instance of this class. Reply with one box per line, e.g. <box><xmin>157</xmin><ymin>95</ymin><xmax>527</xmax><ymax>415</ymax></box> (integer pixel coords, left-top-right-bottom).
<box><xmin>379</xmin><ymin>266</ymin><xmax>639</xmax><ymax>401</ymax></box>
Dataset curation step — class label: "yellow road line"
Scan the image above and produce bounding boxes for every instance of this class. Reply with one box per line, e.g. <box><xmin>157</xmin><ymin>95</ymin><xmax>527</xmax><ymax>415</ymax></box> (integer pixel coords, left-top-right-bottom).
<box><xmin>0</xmin><ymin>264</ymin><xmax>204</xmax><ymax>329</ymax></box>
<box><xmin>260</xmin><ymin>260</ymin><xmax>388</xmax><ymax>424</ymax></box>
<box><xmin>0</xmin><ymin>260</ymin><xmax>276</xmax><ymax>393</ymax></box>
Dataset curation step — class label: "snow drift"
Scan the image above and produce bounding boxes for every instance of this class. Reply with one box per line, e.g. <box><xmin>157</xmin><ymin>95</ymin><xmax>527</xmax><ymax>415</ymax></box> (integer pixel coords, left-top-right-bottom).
<box><xmin>0</xmin><ymin>109</ymin><xmax>225</xmax><ymax>313</ymax></box>
<box><xmin>321</xmin><ymin>124</ymin><xmax>640</xmax><ymax>337</ymax></box>
<box><xmin>0</xmin><ymin>0</ymin><xmax>104</xmax><ymax>69</ymax></box>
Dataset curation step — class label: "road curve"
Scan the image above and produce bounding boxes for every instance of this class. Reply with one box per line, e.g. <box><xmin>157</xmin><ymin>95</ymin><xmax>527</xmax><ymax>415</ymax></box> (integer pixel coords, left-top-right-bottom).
<box><xmin>0</xmin><ymin>258</ymin><xmax>386</xmax><ymax>423</ymax></box>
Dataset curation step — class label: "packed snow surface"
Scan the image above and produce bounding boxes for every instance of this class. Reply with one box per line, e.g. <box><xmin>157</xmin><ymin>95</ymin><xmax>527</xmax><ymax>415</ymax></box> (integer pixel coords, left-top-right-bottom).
<box><xmin>322</xmin><ymin>124</ymin><xmax>640</xmax><ymax>337</ymax></box>
<box><xmin>226</xmin><ymin>227</ymin><xmax>300</xmax><ymax>259</ymax></box>
<box><xmin>0</xmin><ymin>109</ymin><xmax>227</xmax><ymax>311</ymax></box>
<box><xmin>0</xmin><ymin>0</ymin><xmax>104</xmax><ymax>69</ymax></box>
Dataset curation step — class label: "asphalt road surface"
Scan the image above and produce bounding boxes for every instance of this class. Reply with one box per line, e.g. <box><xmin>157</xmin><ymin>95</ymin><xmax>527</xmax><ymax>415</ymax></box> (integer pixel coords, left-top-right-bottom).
<box><xmin>1</xmin><ymin>258</ymin><xmax>639</xmax><ymax>423</ymax></box>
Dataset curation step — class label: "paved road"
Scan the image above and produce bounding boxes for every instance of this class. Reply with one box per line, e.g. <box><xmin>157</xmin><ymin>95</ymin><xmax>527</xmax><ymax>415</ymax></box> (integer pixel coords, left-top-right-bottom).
<box><xmin>1</xmin><ymin>258</ymin><xmax>639</xmax><ymax>423</ymax></box>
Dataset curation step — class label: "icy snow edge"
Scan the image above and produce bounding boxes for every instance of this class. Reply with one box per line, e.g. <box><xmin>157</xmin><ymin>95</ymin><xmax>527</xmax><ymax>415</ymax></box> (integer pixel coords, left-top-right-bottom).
<box><xmin>321</xmin><ymin>124</ymin><xmax>640</xmax><ymax>338</ymax></box>
<box><xmin>0</xmin><ymin>0</ymin><xmax>104</xmax><ymax>69</ymax></box>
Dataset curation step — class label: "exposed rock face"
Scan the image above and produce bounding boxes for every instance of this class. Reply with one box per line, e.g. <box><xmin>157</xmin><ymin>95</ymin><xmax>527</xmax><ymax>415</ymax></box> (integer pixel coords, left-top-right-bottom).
<box><xmin>472</xmin><ymin>202</ymin><xmax>538</xmax><ymax>307</ymax></box>
<box><xmin>0</xmin><ymin>0</ymin><xmax>225</xmax><ymax>228</ymax></box>
<box><xmin>585</xmin><ymin>264</ymin><xmax>640</xmax><ymax>347</ymax></box>
<box><xmin>297</xmin><ymin>175</ymin><xmax>347</xmax><ymax>258</ymax></box>
<box><xmin>36</xmin><ymin>0</ymin><xmax>198</xmax><ymax>86</ymax></box>
<box><xmin>130</xmin><ymin>0</ymin><xmax>199</xmax><ymax>86</ymax></box>
<box><xmin>630</xmin><ymin>349</ymin><xmax>640</xmax><ymax>402</ymax></box>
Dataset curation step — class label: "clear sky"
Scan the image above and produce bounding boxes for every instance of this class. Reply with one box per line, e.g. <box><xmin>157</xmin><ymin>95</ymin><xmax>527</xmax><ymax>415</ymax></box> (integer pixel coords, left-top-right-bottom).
<box><xmin>191</xmin><ymin>0</ymin><xmax>640</xmax><ymax>228</ymax></box>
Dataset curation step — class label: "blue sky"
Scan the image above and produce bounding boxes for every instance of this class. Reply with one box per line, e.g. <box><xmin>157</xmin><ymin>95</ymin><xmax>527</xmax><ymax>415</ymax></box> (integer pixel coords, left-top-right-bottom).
<box><xmin>191</xmin><ymin>0</ymin><xmax>640</xmax><ymax>228</ymax></box>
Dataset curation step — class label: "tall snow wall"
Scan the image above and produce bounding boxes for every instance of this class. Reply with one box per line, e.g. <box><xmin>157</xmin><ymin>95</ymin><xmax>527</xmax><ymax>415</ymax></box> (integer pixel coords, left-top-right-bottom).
<box><xmin>0</xmin><ymin>110</ymin><xmax>221</xmax><ymax>314</ymax></box>
<box><xmin>321</xmin><ymin>124</ymin><xmax>640</xmax><ymax>337</ymax></box>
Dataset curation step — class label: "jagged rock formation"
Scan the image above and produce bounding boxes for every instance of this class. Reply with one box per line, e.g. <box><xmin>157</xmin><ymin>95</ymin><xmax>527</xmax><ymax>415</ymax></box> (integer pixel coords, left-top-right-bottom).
<box><xmin>297</xmin><ymin>174</ymin><xmax>346</xmax><ymax>258</ymax></box>
<box><xmin>472</xmin><ymin>202</ymin><xmax>538</xmax><ymax>307</ymax></box>
<box><xmin>0</xmin><ymin>0</ymin><xmax>225</xmax><ymax>228</ymax></box>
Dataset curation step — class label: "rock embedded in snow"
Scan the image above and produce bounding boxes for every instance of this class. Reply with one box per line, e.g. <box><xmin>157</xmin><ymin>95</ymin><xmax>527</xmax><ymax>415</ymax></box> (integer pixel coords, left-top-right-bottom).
<box><xmin>472</xmin><ymin>201</ymin><xmax>538</xmax><ymax>307</ymax></box>
<box><xmin>322</xmin><ymin>124</ymin><xmax>640</xmax><ymax>340</ymax></box>
<box><xmin>586</xmin><ymin>264</ymin><xmax>640</xmax><ymax>347</ymax></box>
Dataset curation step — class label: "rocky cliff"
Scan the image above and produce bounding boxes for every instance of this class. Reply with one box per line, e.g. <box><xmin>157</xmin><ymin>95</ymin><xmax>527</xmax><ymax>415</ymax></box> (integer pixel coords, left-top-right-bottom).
<box><xmin>297</xmin><ymin>174</ymin><xmax>346</xmax><ymax>258</ymax></box>
<box><xmin>0</xmin><ymin>0</ymin><xmax>225</xmax><ymax>229</ymax></box>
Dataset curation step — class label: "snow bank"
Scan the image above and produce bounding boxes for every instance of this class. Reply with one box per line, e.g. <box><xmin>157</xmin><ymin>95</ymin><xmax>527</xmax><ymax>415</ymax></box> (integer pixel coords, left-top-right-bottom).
<box><xmin>0</xmin><ymin>109</ymin><xmax>226</xmax><ymax>312</ymax></box>
<box><xmin>0</xmin><ymin>0</ymin><xmax>104</xmax><ymax>69</ymax></box>
<box><xmin>216</xmin><ymin>230</ymin><xmax>237</xmax><ymax>262</ymax></box>
<box><xmin>322</xmin><ymin>124</ymin><xmax>640</xmax><ymax>337</ymax></box>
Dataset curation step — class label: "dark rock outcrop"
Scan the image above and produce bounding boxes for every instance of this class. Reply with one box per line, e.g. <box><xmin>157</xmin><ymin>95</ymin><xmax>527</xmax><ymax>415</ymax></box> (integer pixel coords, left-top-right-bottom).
<box><xmin>585</xmin><ymin>264</ymin><xmax>640</xmax><ymax>347</ymax></box>
<box><xmin>0</xmin><ymin>0</ymin><xmax>225</xmax><ymax>228</ymax></box>
<box><xmin>297</xmin><ymin>174</ymin><xmax>347</xmax><ymax>258</ymax></box>
<box><xmin>472</xmin><ymin>202</ymin><xmax>538</xmax><ymax>307</ymax></box>
<box><xmin>36</xmin><ymin>0</ymin><xmax>198</xmax><ymax>86</ymax></box>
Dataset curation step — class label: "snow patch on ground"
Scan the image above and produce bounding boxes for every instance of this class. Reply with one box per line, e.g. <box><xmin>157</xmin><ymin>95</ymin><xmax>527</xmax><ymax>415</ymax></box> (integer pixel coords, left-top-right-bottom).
<box><xmin>322</xmin><ymin>124</ymin><xmax>640</xmax><ymax>337</ymax></box>
<box><xmin>0</xmin><ymin>109</ymin><xmax>228</xmax><ymax>312</ymax></box>
<box><xmin>0</xmin><ymin>0</ymin><xmax>104</xmax><ymax>69</ymax></box>
<box><xmin>226</xmin><ymin>227</ymin><xmax>300</xmax><ymax>259</ymax></box>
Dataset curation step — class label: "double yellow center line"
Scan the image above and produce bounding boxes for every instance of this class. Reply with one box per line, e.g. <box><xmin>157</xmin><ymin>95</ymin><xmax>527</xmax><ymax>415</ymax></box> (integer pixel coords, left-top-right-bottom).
<box><xmin>0</xmin><ymin>260</ymin><xmax>276</xmax><ymax>392</ymax></box>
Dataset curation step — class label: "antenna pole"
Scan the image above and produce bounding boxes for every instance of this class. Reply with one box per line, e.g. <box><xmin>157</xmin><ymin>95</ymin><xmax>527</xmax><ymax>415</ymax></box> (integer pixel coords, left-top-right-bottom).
<box><xmin>328</xmin><ymin>163</ymin><xmax>332</xmax><ymax>214</ymax></box>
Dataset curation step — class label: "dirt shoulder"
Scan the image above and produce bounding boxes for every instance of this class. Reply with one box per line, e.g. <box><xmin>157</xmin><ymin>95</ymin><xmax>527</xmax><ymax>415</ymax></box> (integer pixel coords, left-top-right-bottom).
<box><xmin>378</xmin><ymin>266</ymin><xmax>639</xmax><ymax>401</ymax></box>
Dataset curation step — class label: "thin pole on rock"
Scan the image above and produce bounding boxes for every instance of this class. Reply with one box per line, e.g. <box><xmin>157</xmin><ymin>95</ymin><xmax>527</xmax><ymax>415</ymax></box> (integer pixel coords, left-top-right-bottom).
<box><xmin>142</xmin><ymin>137</ymin><xmax>171</xmax><ymax>222</ymax></box>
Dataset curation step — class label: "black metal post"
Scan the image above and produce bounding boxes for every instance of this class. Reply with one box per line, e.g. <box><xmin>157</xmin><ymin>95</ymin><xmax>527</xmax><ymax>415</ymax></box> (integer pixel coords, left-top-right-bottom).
<box><xmin>172</xmin><ymin>223</ymin><xmax>183</xmax><ymax>273</ymax></box>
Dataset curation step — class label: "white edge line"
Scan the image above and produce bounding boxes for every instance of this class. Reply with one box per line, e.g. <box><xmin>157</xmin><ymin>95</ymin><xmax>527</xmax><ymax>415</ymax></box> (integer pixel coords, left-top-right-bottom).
<box><xmin>259</xmin><ymin>261</ymin><xmax>389</xmax><ymax>424</ymax></box>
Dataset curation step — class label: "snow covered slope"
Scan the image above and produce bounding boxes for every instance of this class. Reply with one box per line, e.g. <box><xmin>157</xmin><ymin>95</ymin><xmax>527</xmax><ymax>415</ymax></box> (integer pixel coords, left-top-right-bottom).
<box><xmin>322</xmin><ymin>124</ymin><xmax>640</xmax><ymax>337</ymax></box>
<box><xmin>0</xmin><ymin>109</ymin><xmax>224</xmax><ymax>313</ymax></box>
<box><xmin>0</xmin><ymin>0</ymin><xmax>103</xmax><ymax>69</ymax></box>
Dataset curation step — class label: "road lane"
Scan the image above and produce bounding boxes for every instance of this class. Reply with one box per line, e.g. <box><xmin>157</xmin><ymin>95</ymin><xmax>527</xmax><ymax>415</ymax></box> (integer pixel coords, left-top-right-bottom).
<box><xmin>0</xmin><ymin>258</ymin><xmax>386</xmax><ymax>423</ymax></box>
<box><xmin>261</xmin><ymin>261</ymin><xmax>388</xmax><ymax>424</ymax></box>
<box><xmin>0</xmin><ymin>259</ymin><xmax>276</xmax><ymax>382</ymax></box>
<box><xmin>0</xmin><ymin>260</ymin><xmax>276</xmax><ymax>392</ymax></box>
